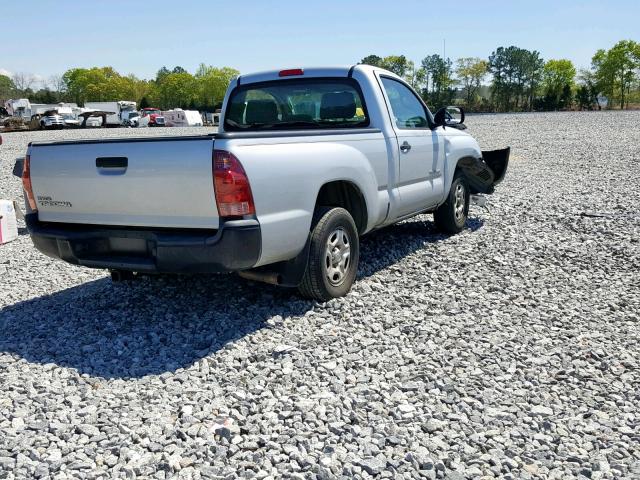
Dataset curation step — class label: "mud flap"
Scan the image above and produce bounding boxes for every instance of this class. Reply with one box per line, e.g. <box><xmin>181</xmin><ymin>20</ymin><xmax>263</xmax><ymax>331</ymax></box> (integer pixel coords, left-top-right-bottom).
<box><xmin>458</xmin><ymin>147</ymin><xmax>510</xmax><ymax>195</ymax></box>
<box><xmin>13</xmin><ymin>158</ymin><xmax>24</xmax><ymax>178</ymax></box>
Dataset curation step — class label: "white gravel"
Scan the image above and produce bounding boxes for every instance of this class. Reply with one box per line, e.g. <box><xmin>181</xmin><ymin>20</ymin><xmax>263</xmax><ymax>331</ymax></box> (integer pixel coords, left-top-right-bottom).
<box><xmin>1</xmin><ymin>113</ymin><xmax>639</xmax><ymax>479</ymax></box>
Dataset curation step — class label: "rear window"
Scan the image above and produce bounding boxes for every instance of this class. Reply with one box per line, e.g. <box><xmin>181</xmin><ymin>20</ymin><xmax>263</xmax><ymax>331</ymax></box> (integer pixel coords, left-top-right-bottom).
<box><xmin>224</xmin><ymin>78</ymin><xmax>369</xmax><ymax>131</ymax></box>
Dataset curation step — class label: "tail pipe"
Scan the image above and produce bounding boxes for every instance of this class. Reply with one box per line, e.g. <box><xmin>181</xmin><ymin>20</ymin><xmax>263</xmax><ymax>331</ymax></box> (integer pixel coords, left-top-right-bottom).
<box><xmin>238</xmin><ymin>270</ymin><xmax>282</xmax><ymax>286</ymax></box>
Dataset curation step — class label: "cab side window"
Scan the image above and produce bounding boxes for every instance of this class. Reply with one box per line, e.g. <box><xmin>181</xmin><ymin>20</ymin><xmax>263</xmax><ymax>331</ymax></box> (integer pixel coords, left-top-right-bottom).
<box><xmin>380</xmin><ymin>77</ymin><xmax>428</xmax><ymax>129</ymax></box>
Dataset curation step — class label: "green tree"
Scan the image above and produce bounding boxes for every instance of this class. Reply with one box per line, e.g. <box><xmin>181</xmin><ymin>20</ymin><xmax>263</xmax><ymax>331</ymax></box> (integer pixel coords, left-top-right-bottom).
<box><xmin>139</xmin><ymin>96</ymin><xmax>151</xmax><ymax>109</ymax></box>
<box><xmin>0</xmin><ymin>74</ymin><xmax>16</xmax><ymax>101</ymax></box>
<box><xmin>541</xmin><ymin>59</ymin><xmax>576</xmax><ymax>110</ymax></box>
<box><xmin>421</xmin><ymin>54</ymin><xmax>456</xmax><ymax>109</ymax></box>
<box><xmin>156</xmin><ymin>66</ymin><xmax>171</xmax><ymax>83</ymax></box>
<box><xmin>576</xmin><ymin>69</ymin><xmax>601</xmax><ymax>110</ymax></box>
<box><xmin>488</xmin><ymin>46</ymin><xmax>544</xmax><ymax>111</ymax></box>
<box><xmin>360</xmin><ymin>55</ymin><xmax>383</xmax><ymax>68</ymax></box>
<box><xmin>592</xmin><ymin>40</ymin><xmax>640</xmax><ymax>109</ymax></box>
<box><xmin>380</xmin><ymin>55</ymin><xmax>410</xmax><ymax>77</ymax></box>
<box><xmin>155</xmin><ymin>71</ymin><xmax>198</xmax><ymax>109</ymax></box>
<box><xmin>61</xmin><ymin>67</ymin><xmax>149</xmax><ymax>105</ymax></box>
<box><xmin>194</xmin><ymin>64</ymin><xmax>240</xmax><ymax>110</ymax></box>
<box><xmin>34</xmin><ymin>88</ymin><xmax>59</xmax><ymax>104</ymax></box>
<box><xmin>455</xmin><ymin>57</ymin><xmax>489</xmax><ymax>108</ymax></box>
<box><xmin>360</xmin><ymin>55</ymin><xmax>411</xmax><ymax>77</ymax></box>
<box><xmin>404</xmin><ymin>60</ymin><xmax>426</xmax><ymax>90</ymax></box>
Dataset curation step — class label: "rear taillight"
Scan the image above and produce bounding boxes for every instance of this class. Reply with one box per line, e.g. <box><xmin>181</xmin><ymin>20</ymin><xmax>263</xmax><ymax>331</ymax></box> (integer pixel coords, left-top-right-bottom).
<box><xmin>279</xmin><ymin>68</ymin><xmax>304</xmax><ymax>77</ymax></box>
<box><xmin>22</xmin><ymin>155</ymin><xmax>38</xmax><ymax>212</ymax></box>
<box><xmin>213</xmin><ymin>150</ymin><xmax>255</xmax><ymax>217</ymax></box>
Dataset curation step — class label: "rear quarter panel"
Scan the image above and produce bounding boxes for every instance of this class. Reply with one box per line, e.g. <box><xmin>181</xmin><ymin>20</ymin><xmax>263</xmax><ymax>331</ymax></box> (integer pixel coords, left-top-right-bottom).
<box><xmin>216</xmin><ymin>133</ymin><xmax>389</xmax><ymax>266</ymax></box>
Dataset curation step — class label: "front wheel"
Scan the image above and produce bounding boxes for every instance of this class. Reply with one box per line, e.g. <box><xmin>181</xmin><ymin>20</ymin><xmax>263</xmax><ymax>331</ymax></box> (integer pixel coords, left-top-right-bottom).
<box><xmin>434</xmin><ymin>173</ymin><xmax>469</xmax><ymax>234</ymax></box>
<box><xmin>298</xmin><ymin>207</ymin><xmax>359</xmax><ymax>301</ymax></box>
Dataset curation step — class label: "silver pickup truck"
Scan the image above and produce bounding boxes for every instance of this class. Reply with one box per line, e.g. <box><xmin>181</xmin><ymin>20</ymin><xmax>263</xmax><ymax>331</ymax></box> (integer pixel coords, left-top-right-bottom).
<box><xmin>22</xmin><ymin>66</ymin><xmax>509</xmax><ymax>300</ymax></box>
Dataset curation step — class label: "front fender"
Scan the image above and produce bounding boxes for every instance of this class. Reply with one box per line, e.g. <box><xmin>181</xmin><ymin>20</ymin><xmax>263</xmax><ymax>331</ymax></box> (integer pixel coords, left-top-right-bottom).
<box><xmin>443</xmin><ymin>132</ymin><xmax>483</xmax><ymax>196</ymax></box>
<box><xmin>444</xmin><ymin>132</ymin><xmax>510</xmax><ymax>195</ymax></box>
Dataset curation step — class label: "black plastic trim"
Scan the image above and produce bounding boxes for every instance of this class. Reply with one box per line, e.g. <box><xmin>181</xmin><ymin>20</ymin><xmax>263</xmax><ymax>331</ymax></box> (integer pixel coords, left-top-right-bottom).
<box><xmin>347</xmin><ymin>65</ymin><xmax>356</xmax><ymax>78</ymax></box>
<box><xmin>223</xmin><ymin>77</ymin><xmax>371</xmax><ymax>132</ymax></box>
<box><xmin>216</xmin><ymin>128</ymin><xmax>382</xmax><ymax>140</ymax></box>
<box><xmin>25</xmin><ymin>214</ymin><xmax>261</xmax><ymax>274</ymax></box>
<box><xmin>96</xmin><ymin>157</ymin><xmax>128</xmax><ymax>168</ymax></box>
<box><xmin>31</xmin><ymin>135</ymin><xmax>215</xmax><ymax>147</ymax></box>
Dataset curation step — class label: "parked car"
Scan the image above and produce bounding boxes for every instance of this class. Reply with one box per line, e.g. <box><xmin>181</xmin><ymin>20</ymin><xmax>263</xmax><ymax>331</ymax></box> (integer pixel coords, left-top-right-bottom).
<box><xmin>122</xmin><ymin>111</ymin><xmax>141</xmax><ymax>127</ymax></box>
<box><xmin>77</xmin><ymin>110</ymin><xmax>112</xmax><ymax>128</ymax></box>
<box><xmin>37</xmin><ymin>110</ymin><xmax>65</xmax><ymax>130</ymax></box>
<box><xmin>62</xmin><ymin>114</ymin><xmax>81</xmax><ymax>128</ymax></box>
<box><xmin>20</xmin><ymin>66</ymin><xmax>509</xmax><ymax>300</ymax></box>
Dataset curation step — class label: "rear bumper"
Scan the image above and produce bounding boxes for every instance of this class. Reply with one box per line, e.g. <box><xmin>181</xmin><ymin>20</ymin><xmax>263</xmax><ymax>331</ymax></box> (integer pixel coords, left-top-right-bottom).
<box><xmin>26</xmin><ymin>214</ymin><xmax>261</xmax><ymax>273</ymax></box>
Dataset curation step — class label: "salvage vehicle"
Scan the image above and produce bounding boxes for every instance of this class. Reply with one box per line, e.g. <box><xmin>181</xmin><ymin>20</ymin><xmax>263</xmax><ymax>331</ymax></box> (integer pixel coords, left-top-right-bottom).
<box><xmin>36</xmin><ymin>109</ymin><xmax>65</xmax><ymax>130</ymax></box>
<box><xmin>125</xmin><ymin>108</ymin><xmax>166</xmax><ymax>128</ymax></box>
<box><xmin>20</xmin><ymin>66</ymin><xmax>509</xmax><ymax>300</ymax></box>
<box><xmin>84</xmin><ymin>101</ymin><xmax>137</xmax><ymax>127</ymax></box>
<box><xmin>140</xmin><ymin>108</ymin><xmax>165</xmax><ymax>127</ymax></box>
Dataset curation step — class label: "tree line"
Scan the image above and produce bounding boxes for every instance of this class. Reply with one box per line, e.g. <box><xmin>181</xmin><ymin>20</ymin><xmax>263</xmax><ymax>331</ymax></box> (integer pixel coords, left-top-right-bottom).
<box><xmin>0</xmin><ymin>64</ymin><xmax>239</xmax><ymax>111</ymax></box>
<box><xmin>1</xmin><ymin>39</ymin><xmax>638</xmax><ymax>113</ymax></box>
<box><xmin>360</xmin><ymin>39</ymin><xmax>640</xmax><ymax>112</ymax></box>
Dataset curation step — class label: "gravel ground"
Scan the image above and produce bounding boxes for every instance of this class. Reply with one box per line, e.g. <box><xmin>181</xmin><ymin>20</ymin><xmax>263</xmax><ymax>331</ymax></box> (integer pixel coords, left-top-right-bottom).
<box><xmin>1</xmin><ymin>112</ymin><xmax>639</xmax><ymax>479</ymax></box>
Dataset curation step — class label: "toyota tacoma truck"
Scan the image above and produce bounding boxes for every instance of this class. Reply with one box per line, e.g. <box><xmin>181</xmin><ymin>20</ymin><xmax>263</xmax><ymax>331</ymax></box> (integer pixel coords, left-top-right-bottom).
<box><xmin>21</xmin><ymin>66</ymin><xmax>509</xmax><ymax>300</ymax></box>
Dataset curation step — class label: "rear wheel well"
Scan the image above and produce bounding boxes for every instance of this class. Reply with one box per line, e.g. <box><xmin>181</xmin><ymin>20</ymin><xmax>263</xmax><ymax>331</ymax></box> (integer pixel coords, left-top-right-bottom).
<box><xmin>315</xmin><ymin>181</ymin><xmax>367</xmax><ymax>234</ymax></box>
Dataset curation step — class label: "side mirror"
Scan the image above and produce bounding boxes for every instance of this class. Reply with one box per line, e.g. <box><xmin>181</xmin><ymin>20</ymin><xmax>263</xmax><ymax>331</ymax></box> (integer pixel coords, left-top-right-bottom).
<box><xmin>434</xmin><ymin>106</ymin><xmax>465</xmax><ymax>129</ymax></box>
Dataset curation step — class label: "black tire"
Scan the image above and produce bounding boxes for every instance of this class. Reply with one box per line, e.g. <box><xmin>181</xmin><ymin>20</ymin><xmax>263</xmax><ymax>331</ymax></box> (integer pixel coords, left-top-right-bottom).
<box><xmin>298</xmin><ymin>207</ymin><xmax>359</xmax><ymax>301</ymax></box>
<box><xmin>434</xmin><ymin>172</ymin><xmax>470</xmax><ymax>234</ymax></box>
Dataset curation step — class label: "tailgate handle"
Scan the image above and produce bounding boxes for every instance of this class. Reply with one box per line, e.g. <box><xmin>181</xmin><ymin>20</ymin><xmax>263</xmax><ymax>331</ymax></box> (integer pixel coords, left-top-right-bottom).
<box><xmin>96</xmin><ymin>157</ymin><xmax>128</xmax><ymax>168</ymax></box>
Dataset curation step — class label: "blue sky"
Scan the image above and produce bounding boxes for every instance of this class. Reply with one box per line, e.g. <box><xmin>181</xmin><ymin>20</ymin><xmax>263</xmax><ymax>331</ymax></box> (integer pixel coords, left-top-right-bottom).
<box><xmin>2</xmin><ymin>0</ymin><xmax>638</xmax><ymax>82</ymax></box>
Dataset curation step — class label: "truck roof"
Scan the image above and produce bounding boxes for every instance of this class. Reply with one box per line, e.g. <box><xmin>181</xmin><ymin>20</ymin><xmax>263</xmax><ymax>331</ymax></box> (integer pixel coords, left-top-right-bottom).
<box><xmin>236</xmin><ymin>65</ymin><xmax>395</xmax><ymax>86</ymax></box>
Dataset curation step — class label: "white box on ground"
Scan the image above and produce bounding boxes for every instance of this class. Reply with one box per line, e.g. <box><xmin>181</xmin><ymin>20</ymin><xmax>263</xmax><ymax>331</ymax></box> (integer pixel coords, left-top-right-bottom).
<box><xmin>0</xmin><ymin>200</ymin><xmax>19</xmax><ymax>244</ymax></box>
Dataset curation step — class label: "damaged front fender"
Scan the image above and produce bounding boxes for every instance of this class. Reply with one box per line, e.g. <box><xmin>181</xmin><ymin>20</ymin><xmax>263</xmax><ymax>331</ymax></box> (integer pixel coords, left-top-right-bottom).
<box><xmin>458</xmin><ymin>147</ymin><xmax>510</xmax><ymax>194</ymax></box>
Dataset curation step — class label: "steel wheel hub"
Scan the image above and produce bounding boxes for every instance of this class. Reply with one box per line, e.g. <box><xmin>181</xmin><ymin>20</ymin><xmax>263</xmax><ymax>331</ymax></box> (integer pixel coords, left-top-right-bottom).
<box><xmin>454</xmin><ymin>183</ymin><xmax>466</xmax><ymax>222</ymax></box>
<box><xmin>325</xmin><ymin>227</ymin><xmax>351</xmax><ymax>286</ymax></box>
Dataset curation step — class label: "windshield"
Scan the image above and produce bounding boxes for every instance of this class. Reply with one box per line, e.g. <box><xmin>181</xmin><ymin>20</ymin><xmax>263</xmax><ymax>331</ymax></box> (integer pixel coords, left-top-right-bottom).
<box><xmin>224</xmin><ymin>78</ymin><xmax>369</xmax><ymax>131</ymax></box>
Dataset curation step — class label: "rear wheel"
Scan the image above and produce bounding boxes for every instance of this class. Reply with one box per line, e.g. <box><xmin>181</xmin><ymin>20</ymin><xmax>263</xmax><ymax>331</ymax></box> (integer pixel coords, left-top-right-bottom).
<box><xmin>434</xmin><ymin>173</ymin><xmax>469</xmax><ymax>234</ymax></box>
<box><xmin>298</xmin><ymin>207</ymin><xmax>359</xmax><ymax>301</ymax></box>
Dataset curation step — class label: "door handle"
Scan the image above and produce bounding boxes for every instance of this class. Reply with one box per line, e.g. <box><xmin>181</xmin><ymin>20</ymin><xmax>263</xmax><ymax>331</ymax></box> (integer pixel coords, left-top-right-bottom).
<box><xmin>96</xmin><ymin>157</ymin><xmax>128</xmax><ymax>168</ymax></box>
<box><xmin>400</xmin><ymin>141</ymin><xmax>412</xmax><ymax>153</ymax></box>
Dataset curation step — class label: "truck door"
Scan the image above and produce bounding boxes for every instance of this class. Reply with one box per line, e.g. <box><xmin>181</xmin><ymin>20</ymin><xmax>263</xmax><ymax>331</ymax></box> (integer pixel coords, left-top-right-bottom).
<box><xmin>378</xmin><ymin>76</ymin><xmax>444</xmax><ymax>217</ymax></box>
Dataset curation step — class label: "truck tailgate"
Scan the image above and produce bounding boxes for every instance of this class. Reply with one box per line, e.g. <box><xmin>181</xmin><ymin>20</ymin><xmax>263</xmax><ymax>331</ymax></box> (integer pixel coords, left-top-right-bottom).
<box><xmin>29</xmin><ymin>136</ymin><xmax>219</xmax><ymax>229</ymax></box>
